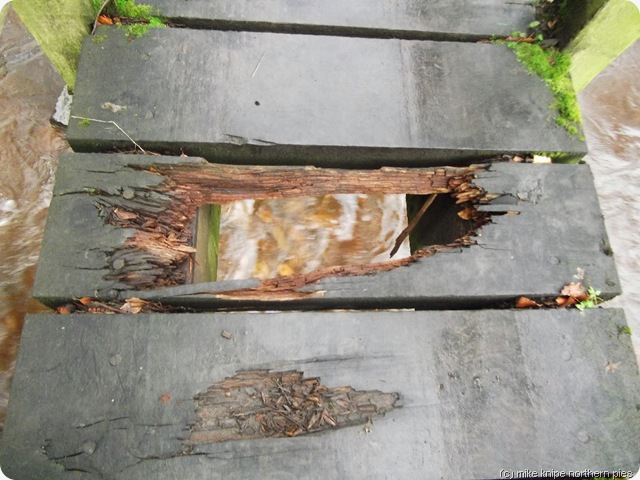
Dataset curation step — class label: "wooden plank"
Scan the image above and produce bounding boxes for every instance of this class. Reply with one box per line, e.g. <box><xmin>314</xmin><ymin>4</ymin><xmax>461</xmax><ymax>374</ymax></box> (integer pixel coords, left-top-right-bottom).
<box><xmin>2</xmin><ymin>309</ymin><xmax>639</xmax><ymax>478</ymax></box>
<box><xmin>66</xmin><ymin>28</ymin><xmax>586</xmax><ymax>167</ymax></box>
<box><xmin>146</xmin><ymin>0</ymin><xmax>536</xmax><ymax>41</ymax></box>
<box><xmin>33</xmin><ymin>153</ymin><xmax>620</xmax><ymax>309</ymax></box>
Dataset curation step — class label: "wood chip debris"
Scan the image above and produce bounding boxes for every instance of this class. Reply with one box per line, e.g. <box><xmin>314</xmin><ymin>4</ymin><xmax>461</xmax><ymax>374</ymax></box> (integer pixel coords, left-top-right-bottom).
<box><xmin>187</xmin><ymin>370</ymin><xmax>399</xmax><ymax>444</ymax></box>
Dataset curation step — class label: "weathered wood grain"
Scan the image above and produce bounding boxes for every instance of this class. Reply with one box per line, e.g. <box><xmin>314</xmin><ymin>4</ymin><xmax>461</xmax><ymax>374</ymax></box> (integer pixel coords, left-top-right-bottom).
<box><xmin>34</xmin><ymin>154</ymin><xmax>620</xmax><ymax>309</ymax></box>
<box><xmin>147</xmin><ymin>0</ymin><xmax>536</xmax><ymax>41</ymax></box>
<box><xmin>2</xmin><ymin>309</ymin><xmax>638</xmax><ymax>478</ymax></box>
<box><xmin>66</xmin><ymin>28</ymin><xmax>586</xmax><ymax>167</ymax></box>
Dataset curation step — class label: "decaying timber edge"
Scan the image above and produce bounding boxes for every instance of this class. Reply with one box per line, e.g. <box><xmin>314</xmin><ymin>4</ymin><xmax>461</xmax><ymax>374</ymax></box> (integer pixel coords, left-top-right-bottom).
<box><xmin>97</xmin><ymin>160</ymin><xmax>491</xmax><ymax>293</ymax></box>
<box><xmin>187</xmin><ymin>370</ymin><xmax>400</xmax><ymax>445</ymax></box>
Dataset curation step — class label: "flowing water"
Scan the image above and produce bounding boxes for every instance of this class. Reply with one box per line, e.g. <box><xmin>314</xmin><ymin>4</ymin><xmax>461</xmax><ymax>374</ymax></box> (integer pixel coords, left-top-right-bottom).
<box><xmin>579</xmin><ymin>40</ymin><xmax>640</xmax><ymax>362</ymax></box>
<box><xmin>216</xmin><ymin>195</ymin><xmax>410</xmax><ymax>281</ymax></box>
<box><xmin>0</xmin><ymin>8</ymin><xmax>638</xmax><ymax>436</ymax></box>
<box><xmin>0</xmin><ymin>8</ymin><xmax>69</xmax><ymax>431</ymax></box>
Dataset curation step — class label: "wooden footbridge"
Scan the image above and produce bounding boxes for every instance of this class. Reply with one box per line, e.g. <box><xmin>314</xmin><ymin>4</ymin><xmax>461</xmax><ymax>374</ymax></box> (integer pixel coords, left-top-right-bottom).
<box><xmin>2</xmin><ymin>2</ymin><xmax>639</xmax><ymax>478</ymax></box>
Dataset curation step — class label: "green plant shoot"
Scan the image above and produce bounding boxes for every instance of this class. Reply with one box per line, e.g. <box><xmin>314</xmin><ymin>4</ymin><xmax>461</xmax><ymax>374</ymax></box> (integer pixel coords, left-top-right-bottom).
<box><xmin>576</xmin><ymin>286</ymin><xmax>603</xmax><ymax>311</ymax></box>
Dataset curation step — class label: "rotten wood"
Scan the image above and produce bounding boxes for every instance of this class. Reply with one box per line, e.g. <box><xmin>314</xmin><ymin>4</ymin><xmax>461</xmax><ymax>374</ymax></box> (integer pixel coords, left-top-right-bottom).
<box><xmin>102</xmin><ymin>161</ymin><xmax>489</xmax><ymax>291</ymax></box>
<box><xmin>202</xmin><ymin>239</ymin><xmax>481</xmax><ymax>302</ymax></box>
<box><xmin>149</xmin><ymin>163</ymin><xmax>486</xmax><ymax>202</ymax></box>
<box><xmin>187</xmin><ymin>370</ymin><xmax>399</xmax><ymax>444</ymax></box>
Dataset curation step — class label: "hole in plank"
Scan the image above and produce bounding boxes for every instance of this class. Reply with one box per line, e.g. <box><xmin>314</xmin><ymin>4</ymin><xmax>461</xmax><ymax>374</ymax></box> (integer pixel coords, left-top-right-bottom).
<box><xmin>191</xmin><ymin>193</ymin><xmax>480</xmax><ymax>283</ymax></box>
<box><xmin>102</xmin><ymin>162</ymin><xmax>489</xmax><ymax>291</ymax></box>
<box><xmin>406</xmin><ymin>194</ymin><xmax>475</xmax><ymax>253</ymax></box>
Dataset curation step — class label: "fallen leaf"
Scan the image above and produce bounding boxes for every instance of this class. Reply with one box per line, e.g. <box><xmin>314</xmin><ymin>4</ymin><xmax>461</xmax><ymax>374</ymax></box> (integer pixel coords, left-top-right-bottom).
<box><xmin>57</xmin><ymin>306</ymin><xmax>72</xmax><ymax>314</ymax></box>
<box><xmin>159</xmin><ymin>393</ymin><xmax>172</xmax><ymax>404</ymax></box>
<box><xmin>505</xmin><ymin>35</ymin><xmax>534</xmax><ymax>43</ymax></box>
<box><xmin>285</xmin><ymin>427</ymin><xmax>301</xmax><ymax>437</ymax></box>
<box><xmin>120</xmin><ymin>297</ymin><xmax>146</xmax><ymax>314</ymax></box>
<box><xmin>560</xmin><ymin>282</ymin><xmax>588</xmax><ymax>301</ymax></box>
<box><xmin>555</xmin><ymin>296</ymin><xmax>577</xmax><ymax>307</ymax></box>
<box><xmin>98</xmin><ymin>15</ymin><xmax>113</xmax><ymax>25</ymax></box>
<box><xmin>457</xmin><ymin>207</ymin><xmax>476</xmax><ymax>220</ymax></box>
<box><xmin>515</xmin><ymin>297</ymin><xmax>540</xmax><ymax>308</ymax></box>
<box><xmin>77</xmin><ymin>296</ymin><xmax>93</xmax><ymax>306</ymax></box>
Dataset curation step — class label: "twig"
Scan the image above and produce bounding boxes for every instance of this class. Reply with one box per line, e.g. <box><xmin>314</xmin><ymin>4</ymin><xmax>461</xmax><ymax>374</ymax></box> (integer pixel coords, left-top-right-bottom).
<box><xmin>252</xmin><ymin>52</ymin><xmax>265</xmax><ymax>78</ymax></box>
<box><xmin>390</xmin><ymin>193</ymin><xmax>437</xmax><ymax>258</ymax></box>
<box><xmin>92</xmin><ymin>0</ymin><xmax>112</xmax><ymax>35</ymax></box>
<box><xmin>71</xmin><ymin>115</ymin><xmax>147</xmax><ymax>154</ymax></box>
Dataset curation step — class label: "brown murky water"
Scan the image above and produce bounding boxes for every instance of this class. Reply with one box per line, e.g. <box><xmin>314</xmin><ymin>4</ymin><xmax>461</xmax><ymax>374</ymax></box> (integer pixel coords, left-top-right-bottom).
<box><xmin>217</xmin><ymin>195</ymin><xmax>410</xmax><ymax>281</ymax></box>
<box><xmin>0</xmin><ymin>8</ymin><xmax>638</xmax><ymax>436</ymax></box>
<box><xmin>0</xmin><ymin>8</ymin><xmax>69</xmax><ymax>431</ymax></box>
<box><xmin>579</xmin><ymin>40</ymin><xmax>640</xmax><ymax>363</ymax></box>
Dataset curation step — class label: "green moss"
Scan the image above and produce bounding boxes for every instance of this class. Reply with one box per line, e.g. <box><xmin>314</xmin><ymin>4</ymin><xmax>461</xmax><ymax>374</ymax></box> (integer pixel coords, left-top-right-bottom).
<box><xmin>91</xmin><ymin>0</ymin><xmax>165</xmax><ymax>38</ymax></box>
<box><xmin>567</xmin><ymin>0</ymin><xmax>640</xmax><ymax>92</ymax></box>
<box><xmin>192</xmin><ymin>204</ymin><xmax>221</xmax><ymax>283</ymax></box>
<box><xmin>619</xmin><ymin>325</ymin><xmax>633</xmax><ymax>336</ymax></box>
<box><xmin>92</xmin><ymin>0</ymin><xmax>156</xmax><ymax>18</ymax></box>
<box><xmin>12</xmin><ymin>0</ymin><xmax>96</xmax><ymax>88</ymax></box>
<box><xmin>507</xmin><ymin>42</ymin><xmax>583</xmax><ymax>139</ymax></box>
<box><xmin>77</xmin><ymin>118</ymin><xmax>92</xmax><ymax>126</ymax></box>
<box><xmin>121</xmin><ymin>19</ymin><xmax>165</xmax><ymax>39</ymax></box>
<box><xmin>207</xmin><ymin>204</ymin><xmax>221</xmax><ymax>281</ymax></box>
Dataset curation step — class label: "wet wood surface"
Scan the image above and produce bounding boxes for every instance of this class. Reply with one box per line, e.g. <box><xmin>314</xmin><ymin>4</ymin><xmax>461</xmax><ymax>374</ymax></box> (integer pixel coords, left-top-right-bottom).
<box><xmin>34</xmin><ymin>154</ymin><xmax>620</xmax><ymax>310</ymax></box>
<box><xmin>147</xmin><ymin>0</ymin><xmax>536</xmax><ymax>41</ymax></box>
<box><xmin>66</xmin><ymin>28</ymin><xmax>586</xmax><ymax>166</ymax></box>
<box><xmin>2</xmin><ymin>309</ymin><xmax>639</xmax><ymax>479</ymax></box>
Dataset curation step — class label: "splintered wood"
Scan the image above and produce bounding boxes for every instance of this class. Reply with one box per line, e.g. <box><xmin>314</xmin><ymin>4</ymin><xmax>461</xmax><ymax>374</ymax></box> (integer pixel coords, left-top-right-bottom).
<box><xmin>99</xmin><ymin>161</ymin><xmax>488</xmax><ymax>290</ymax></box>
<box><xmin>187</xmin><ymin>370</ymin><xmax>399</xmax><ymax>444</ymax></box>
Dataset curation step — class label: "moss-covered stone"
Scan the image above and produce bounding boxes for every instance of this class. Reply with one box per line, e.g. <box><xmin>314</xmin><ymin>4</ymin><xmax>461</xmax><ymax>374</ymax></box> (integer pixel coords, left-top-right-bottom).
<box><xmin>11</xmin><ymin>0</ymin><xmax>95</xmax><ymax>89</ymax></box>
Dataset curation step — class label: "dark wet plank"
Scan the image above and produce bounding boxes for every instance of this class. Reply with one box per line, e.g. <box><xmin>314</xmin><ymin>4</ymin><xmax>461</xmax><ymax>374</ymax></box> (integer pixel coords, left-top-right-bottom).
<box><xmin>147</xmin><ymin>0</ymin><xmax>535</xmax><ymax>41</ymax></box>
<box><xmin>33</xmin><ymin>154</ymin><xmax>620</xmax><ymax>309</ymax></box>
<box><xmin>2</xmin><ymin>309</ymin><xmax>639</xmax><ymax>479</ymax></box>
<box><xmin>66</xmin><ymin>28</ymin><xmax>586</xmax><ymax>167</ymax></box>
